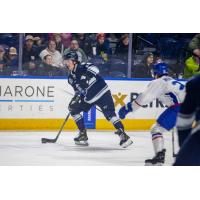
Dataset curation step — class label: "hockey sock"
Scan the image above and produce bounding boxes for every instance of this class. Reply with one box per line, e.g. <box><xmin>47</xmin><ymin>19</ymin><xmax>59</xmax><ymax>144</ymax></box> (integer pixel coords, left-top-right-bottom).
<box><xmin>110</xmin><ymin>116</ymin><xmax>124</xmax><ymax>130</ymax></box>
<box><xmin>151</xmin><ymin>132</ymin><xmax>164</xmax><ymax>154</ymax></box>
<box><xmin>72</xmin><ymin>114</ymin><xmax>85</xmax><ymax>131</ymax></box>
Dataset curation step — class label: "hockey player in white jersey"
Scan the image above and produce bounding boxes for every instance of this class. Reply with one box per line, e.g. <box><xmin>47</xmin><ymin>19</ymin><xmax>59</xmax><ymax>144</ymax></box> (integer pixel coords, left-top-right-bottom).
<box><xmin>118</xmin><ymin>62</ymin><xmax>185</xmax><ymax>165</ymax></box>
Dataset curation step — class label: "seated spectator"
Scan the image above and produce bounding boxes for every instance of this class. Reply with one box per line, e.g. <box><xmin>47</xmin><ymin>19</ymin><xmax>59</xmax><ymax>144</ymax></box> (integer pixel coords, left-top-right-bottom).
<box><xmin>183</xmin><ymin>55</ymin><xmax>200</xmax><ymax>78</ymax></box>
<box><xmin>23</xmin><ymin>35</ymin><xmax>40</xmax><ymax>65</ymax></box>
<box><xmin>64</xmin><ymin>39</ymin><xmax>88</xmax><ymax>63</ymax></box>
<box><xmin>155</xmin><ymin>55</ymin><xmax>163</xmax><ymax>64</ymax></box>
<box><xmin>95</xmin><ymin>33</ymin><xmax>110</xmax><ymax>61</ymax></box>
<box><xmin>76</xmin><ymin>33</ymin><xmax>93</xmax><ymax>57</ymax></box>
<box><xmin>40</xmin><ymin>40</ymin><xmax>63</xmax><ymax>68</ymax></box>
<box><xmin>133</xmin><ymin>52</ymin><xmax>154</xmax><ymax>78</ymax></box>
<box><xmin>38</xmin><ymin>54</ymin><xmax>64</xmax><ymax>76</ymax></box>
<box><xmin>6</xmin><ymin>47</ymin><xmax>18</xmax><ymax>70</ymax></box>
<box><xmin>49</xmin><ymin>33</ymin><xmax>72</xmax><ymax>49</ymax></box>
<box><xmin>26</xmin><ymin>61</ymin><xmax>39</xmax><ymax>76</ymax></box>
<box><xmin>0</xmin><ymin>45</ymin><xmax>11</xmax><ymax>75</ymax></box>
<box><xmin>52</xmin><ymin>34</ymin><xmax>64</xmax><ymax>53</ymax></box>
<box><xmin>188</xmin><ymin>34</ymin><xmax>200</xmax><ymax>57</ymax></box>
<box><xmin>34</xmin><ymin>36</ymin><xmax>46</xmax><ymax>54</ymax></box>
<box><xmin>115</xmin><ymin>34</ymin><xmax>130</xmax><ymax>62</ymax></box>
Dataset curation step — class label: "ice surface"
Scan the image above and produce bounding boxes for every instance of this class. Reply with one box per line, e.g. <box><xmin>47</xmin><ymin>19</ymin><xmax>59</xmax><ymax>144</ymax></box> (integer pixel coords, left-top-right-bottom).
<box><xmin>0</xmin><ymin>131</ymin><xmax>178</xmax><ymax>166</ymax></box>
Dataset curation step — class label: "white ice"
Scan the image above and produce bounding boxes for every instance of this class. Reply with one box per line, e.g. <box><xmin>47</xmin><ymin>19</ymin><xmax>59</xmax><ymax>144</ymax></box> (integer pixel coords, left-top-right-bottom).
<box><xmin>0</xmin><ymin>131</ymin><xmax>179</xmax><ymax>166</ymax></box>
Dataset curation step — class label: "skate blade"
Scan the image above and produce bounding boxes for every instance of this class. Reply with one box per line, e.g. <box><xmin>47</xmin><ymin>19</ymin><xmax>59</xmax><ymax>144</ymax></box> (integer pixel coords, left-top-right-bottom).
<box><xmin>121</xmin><ymin>139</ymin><xmax>133</xmax><ymax>148</ymax></box>
<box><xmin>75</xmin><ymin>141</ymin><xmax>89</xmax><ymax>146</ymax></box>
<box><xmin>145</xmin><ymin>162</ymin><xmax>163</xmax><ymax>166</ymax></box>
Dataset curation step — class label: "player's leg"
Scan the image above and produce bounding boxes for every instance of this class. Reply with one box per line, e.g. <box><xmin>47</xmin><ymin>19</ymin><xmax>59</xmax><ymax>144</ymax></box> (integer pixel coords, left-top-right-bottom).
<box><xmin>96</xmin><ymin>91</ymin><xmax>133</xmax><ymax>148</ymax></box>
<box><xmin>71</xmin><ymin>111</ymin><xmax>89</xmax><ymax>146</ymax></box>
<box><xmin>69</xmin><ymin>97</ymin><xmax>91</xmax><ymax>146</ymax></box>
<box><xmin>145</xmin><ymin>123</ymin><xmax>166</xmax><ymax>165</ymax></box>
<box><xmin>174</xmin><ymin>128</ymin><xmax>200</xmax><ymax>166</ymax></box>
<box><xmin>145</xmin><ymin>106</ymin><xmax>180</xmax><ymax>165</ymax></box>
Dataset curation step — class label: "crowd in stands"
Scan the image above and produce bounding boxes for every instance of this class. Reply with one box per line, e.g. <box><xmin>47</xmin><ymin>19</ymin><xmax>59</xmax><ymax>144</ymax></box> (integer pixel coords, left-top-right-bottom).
<box><xmin>0</xmin><ymin>33</ymin><xmax>199</xmax><ymax>79</ymax></box>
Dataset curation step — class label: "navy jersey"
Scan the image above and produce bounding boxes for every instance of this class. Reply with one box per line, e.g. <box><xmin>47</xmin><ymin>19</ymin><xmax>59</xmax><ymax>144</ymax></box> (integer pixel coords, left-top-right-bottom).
<box><xmin>68</xmin><ymin>62</ymin><xmax>109</xmax><ymax>104</ymax></box>
<box><xmin>176</xmin><ymin>75</ymin><xmax>200</xmax><ymax>146</ymax></box>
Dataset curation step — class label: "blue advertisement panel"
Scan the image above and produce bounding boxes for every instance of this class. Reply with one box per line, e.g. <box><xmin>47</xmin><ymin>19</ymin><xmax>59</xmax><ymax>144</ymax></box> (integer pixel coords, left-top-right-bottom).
<box><xmin>83</xmin><ymin>106</ymin><xmax>96</xmax><ymax>129</ymax></box>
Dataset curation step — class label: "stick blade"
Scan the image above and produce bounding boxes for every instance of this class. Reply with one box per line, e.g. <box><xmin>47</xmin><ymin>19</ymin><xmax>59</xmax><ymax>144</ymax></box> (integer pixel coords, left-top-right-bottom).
<box><xmin>41</xmin><ymin>138</ymin><xmax>56</xmax><ymax>144</ymax></box>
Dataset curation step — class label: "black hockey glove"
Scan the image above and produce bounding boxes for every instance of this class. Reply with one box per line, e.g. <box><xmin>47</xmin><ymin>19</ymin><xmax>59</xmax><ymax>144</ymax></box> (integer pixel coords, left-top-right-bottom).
<box><xmin>68</xmin><ymin>94</ymin><xmax>81</xmax><ymax>112</ymax></box>
<box><xmin>68</xmin><ymin>92</ymin><xmax>85</xmax><ymax>112</ymax></box>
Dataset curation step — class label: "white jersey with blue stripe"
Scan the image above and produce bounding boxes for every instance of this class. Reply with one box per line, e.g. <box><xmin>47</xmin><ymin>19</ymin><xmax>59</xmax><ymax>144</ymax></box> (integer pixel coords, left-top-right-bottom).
<box><xmin>135</xmin><ymin>76</ymin><xmax>186</xmax><ymax>107</ymax></box>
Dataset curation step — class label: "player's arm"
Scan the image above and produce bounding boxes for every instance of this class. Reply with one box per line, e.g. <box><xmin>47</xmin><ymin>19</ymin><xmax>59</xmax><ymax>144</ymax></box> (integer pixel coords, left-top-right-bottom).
<box><xmin>68</xmin><ymin>77</ymin><xmax>79</xmax><ymax>94</ymax></box>
<box><xmin>85</xmin><ymin>64</ymin><xmax>100</xmax><ymax>85</ymax></box>
<box><xmin>176</xmin><ymin>80</ymin><xmax>197</xmax><ymax>146</ymax></box>
<box><xmin>118</xmin><ymin>80</ymin><xmax>165</xmax><ymax>119</ymax></box>
<box><xmin>69</xmin><ymin>65</ymin><xmax>100</xmax><ymax>110</ymax></box>
<box><xmin>74</xmin><ymin>64</ymin><xmax>100</xmax><ymax>92</ymax></box>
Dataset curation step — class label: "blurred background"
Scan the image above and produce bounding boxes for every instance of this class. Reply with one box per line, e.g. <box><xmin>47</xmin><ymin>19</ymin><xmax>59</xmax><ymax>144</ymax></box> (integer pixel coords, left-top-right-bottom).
<box><xmin>0</xmin><ymin>33</ymin><xmax>199</xmax><ymax>79</ymax></box>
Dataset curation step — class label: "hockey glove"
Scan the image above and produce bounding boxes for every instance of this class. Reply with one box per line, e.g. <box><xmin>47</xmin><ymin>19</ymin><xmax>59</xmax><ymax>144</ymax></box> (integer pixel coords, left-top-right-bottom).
<box><xmin>118</xmin><ymin>102</ymin><xmax>133</xmax><ymax>119</ymax></box>
<box><xmin>68</xmin><ymin>94</ymin><xmax>83</xmax><ymax>112</ymax></box>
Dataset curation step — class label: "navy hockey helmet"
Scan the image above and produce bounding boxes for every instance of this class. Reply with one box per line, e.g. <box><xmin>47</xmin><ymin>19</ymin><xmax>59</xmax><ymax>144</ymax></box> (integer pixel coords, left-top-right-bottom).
<box><xmin>63</xmin><ymin>51</ymin><xmax>79</xmax><ymax>62</ymax></box>
<box><xmin>153</xmin><ymin>62</ymin><xmax>168</xmax><ymax>76</ymax></box>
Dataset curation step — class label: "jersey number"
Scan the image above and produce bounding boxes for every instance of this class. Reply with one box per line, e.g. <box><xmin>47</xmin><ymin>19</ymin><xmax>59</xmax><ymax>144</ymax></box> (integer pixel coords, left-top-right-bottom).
<box><xmin>172</xmin><ymin>81</ymin><xmax>184</xmax><ymax>90</ymax></box>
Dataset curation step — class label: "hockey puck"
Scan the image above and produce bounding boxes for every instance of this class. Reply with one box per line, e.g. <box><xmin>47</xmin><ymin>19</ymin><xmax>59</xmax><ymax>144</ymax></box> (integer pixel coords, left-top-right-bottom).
<box><xmin>41</xmin><ymin>138</ymin><xmax>47</xmax><ymax>143</ymax></box>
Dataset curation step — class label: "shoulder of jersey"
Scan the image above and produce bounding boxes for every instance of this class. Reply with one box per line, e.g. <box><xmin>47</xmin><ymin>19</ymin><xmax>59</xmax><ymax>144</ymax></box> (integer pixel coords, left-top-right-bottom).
<box><xmin>81</xmin><ymin>62</ymin><xmax>94</xmax><ymax>68</ymax></box>
<box><xmin>152</xmin><ymin>77</ymin><xmax>166</xmax><ymax>83</ymax></box>
<box><xmin>148</xmin><ymin>77</ymin><xmax>167</xmax><ymax>88</ymax></box>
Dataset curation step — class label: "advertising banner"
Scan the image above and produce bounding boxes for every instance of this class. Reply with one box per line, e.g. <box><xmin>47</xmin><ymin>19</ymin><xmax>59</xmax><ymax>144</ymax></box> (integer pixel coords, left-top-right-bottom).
<box><xmin>0</xmin><ymin>77</ymin><xmax>186</xmax><ymax>130</ymax></box>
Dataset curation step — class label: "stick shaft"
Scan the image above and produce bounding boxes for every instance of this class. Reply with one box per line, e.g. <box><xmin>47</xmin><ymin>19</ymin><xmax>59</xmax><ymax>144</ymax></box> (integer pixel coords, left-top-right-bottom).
<box><xmin>55</xmin><ymin>112</ymin><xmax>71</xmax><ymax>141</ymax></box>
<box><xmin>172</xmin><ymin>128</ymin><xmax>176</xmax><ymax>157</ymax></box>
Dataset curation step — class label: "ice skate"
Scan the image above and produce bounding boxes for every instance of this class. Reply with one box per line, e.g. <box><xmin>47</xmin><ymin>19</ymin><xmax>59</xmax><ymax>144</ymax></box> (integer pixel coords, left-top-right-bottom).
<box><xmin>115</xmin><ymin>129</ymin><xmax>133</xmax><ymax>148</ymax></box>
<box><xmin>145</xmin><ymin>149</ymin><xmax>166</xmax><ymax>166</ymax></box>
<box><xmin>74</xmin><ymin>130</ymin><xmax>89</xmax><ymax>146</ymax></box>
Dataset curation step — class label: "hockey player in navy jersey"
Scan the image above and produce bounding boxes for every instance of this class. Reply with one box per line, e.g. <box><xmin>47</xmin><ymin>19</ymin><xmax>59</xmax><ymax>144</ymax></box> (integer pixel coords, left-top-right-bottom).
<box><xmin>63</xmin><ymin>51</ymin><xmax>133</xmax><ymax>148</ymax></box>
<box><xmin>174</xmin><ymin>75</ymin><xmax>200</xmax><ymax>166</ymax></box>
<box><xmin>118</xmin><ymin>63</ymin><xmax>186</xmax><ymax>165</ymax></box>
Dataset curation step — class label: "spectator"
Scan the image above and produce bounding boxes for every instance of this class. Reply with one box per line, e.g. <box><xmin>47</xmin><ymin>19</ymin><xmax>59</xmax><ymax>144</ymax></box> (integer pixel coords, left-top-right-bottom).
<box><xmin>38</xmin><ymin>54</ymin><xmax>64</xmax><ymax>76</ymax></box>
<box><xmin>0</xmin><ymin>46</ymin><xmax>10</xmax><ymax>75</ymax></box>
<box><xmin>107</xmin><ymin>33</ymin><xmax>118</xmax><ymax>54</ymax></box>
<box><xmin>39</xmin><ymin>40</ymin><xmax>63</xmax><ymax>68</ymax></box>
<box><xmin>53</xmin><ymin>34</ymin><xmax>63</xmax><ymax>53</ymax></box>
<box><xmin>26</xmin><ymin>61</ymin><xmax>39</xmax><ymax>76</ymax></box>
<box><xmin>22</xmin><ymin>35</ymin><xmax>40</xmax><ymax>71</ymax></box>
<box><xmin>115</xmin><ymin>34</ymin><xmax>130</xmax><ymax>62</ymax></box>
<box><xmin>23</xmin><ymin>35</ymin><xmax>39</xmax><ymax>63</ymax></box>
<box><xmin>49</xmin><ymin>33</ymin><xmax>72</xmax><ymax>49</ymax></box>
<box><xmin>155</xmin><ymin>55</ymin><xmax>163</xmax><ymax>64</ymax></box>
<box><xmin>6</xmin><ymin>47</ymin><xmax>18</xmax><ymax>70</ymax></box>
<box><xmin>183</xmin><ymin>55</ymin><xmax>200</xmax><ymax>79</ymax></box>
<box><xmin>76</xmin><ymin>33</ymin><xmax>93</xmax><ymax>57</ymax></box>
<box><xmin>133</xmin><ymin>52</ymin><xmax>154</xmax><ymax>78</ymax></box>
<box><xmin>64</xmin><ymin>39</ymin><xmax>88</xmax><ymax>63</ymax></box>
<box><xmin>188</xmin><ymin>34</ymin><xmax>200</xmax><ymax>57</ymax></box>
<box><xmin>34</xmin><ymin>36</ymin><xmax>46</xmax><ymax>54</ymax></box>
<box><xmin>95</xmin><ymin>33</ymin><xmax>110</xmax><ymax>61</ymax></box>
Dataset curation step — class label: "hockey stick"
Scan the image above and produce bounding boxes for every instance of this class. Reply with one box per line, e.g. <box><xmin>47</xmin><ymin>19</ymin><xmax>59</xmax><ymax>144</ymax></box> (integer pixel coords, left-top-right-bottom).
<box><xmin>172</xmin><ymin>128</ymin><xmax>177</xmax><ymax>157</ymax></box>
<box><xmin>41</xmin><ymin>89</ymin><xmax>105</xmax><ymax>144</ymax></box>
<box><xmin>41</xmin><ymin>112</ymin><xmax>71</xmax><ymax>144</ymax></box>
